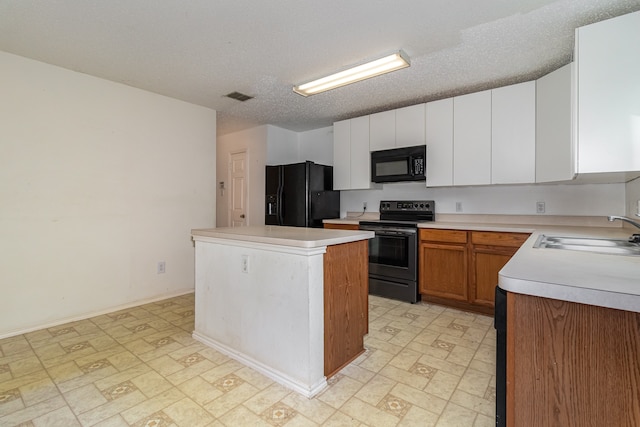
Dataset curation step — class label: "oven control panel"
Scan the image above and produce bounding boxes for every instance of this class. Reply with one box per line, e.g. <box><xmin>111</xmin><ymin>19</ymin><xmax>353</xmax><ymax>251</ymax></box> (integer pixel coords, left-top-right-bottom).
<box><xmin>380</xmin><ymin>200</ymin><xmax>434</xmax><ymax>213</ymax></box>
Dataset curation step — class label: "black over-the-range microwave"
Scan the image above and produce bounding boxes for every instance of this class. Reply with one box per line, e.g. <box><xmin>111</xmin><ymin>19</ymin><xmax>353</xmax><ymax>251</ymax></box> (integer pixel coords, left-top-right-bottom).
<box><xmin>371</xmin><ymin>145</ymin><xmax>426</xmax><ymax>183</ymax></box>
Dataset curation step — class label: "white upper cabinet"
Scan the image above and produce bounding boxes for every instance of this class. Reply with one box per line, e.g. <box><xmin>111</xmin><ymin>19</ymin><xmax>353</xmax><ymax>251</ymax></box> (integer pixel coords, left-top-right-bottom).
<box><xmin>576</xmin><ymin>10</ymin><xmax>640</xmax><ymax>174</ymax></box>
<box><xmin>491</xmin><ymin>81</ymin><xmax>536</xmax><ymax>184</ymax></box>
<box><xmin>370</xmin><ymin>104</ymin><xmax>426</xmax><ymax>151</ymax></box>
<box><xmin>396</xmin><ymin>104</ymin><xmax>426</xmax><ymax>148</ymax></box>
<box><xmin>369</xmin><ymin>110</ymin><xmax>396</xmax><ymax>151</ymax></box>
<box><xmin>333</xmin><ymin>119</ymin><xmax>351</xmax><ymax>190</ymax></box>
<box><xmin>350</xmin><ymin>116</ymin><xmax>373</xmax><ymax>189</ymax></box>
<box><xmin>333</xmin><ymin>116</ymin><xmax>375</xmax><ymax>190</ymax></box>
<box><xmin>425</xmin><ymin>98</ymin><xmax>454</xmax><ymax>187</ymax></box>
<box><xmin>536</xmin><ymin>63</ymin><xmax>575</xmax><ymax>183</ymax></box>
<box><xmin>453</xmin><ymin>90</ymin><xmax>492</xmax><ymax>186</ymax></box>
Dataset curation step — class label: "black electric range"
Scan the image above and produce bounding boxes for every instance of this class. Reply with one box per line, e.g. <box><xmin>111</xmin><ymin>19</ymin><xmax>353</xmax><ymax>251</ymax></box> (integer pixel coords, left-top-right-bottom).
<box><xmin>359</xmin><ymin>201</ymin><xmax>435</xmax><ymax>303</ymax></box>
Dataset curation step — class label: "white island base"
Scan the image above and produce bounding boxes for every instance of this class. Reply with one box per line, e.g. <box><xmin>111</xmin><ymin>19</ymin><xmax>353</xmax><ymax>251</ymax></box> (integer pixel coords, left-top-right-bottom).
<box><xmin>191</xmin><ymin>226</ymin><xmax>373</xmax><ymax>398</ymax></box>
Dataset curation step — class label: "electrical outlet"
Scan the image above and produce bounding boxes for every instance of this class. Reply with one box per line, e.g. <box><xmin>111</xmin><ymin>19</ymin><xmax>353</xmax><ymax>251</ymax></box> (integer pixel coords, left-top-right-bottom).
<box><xmin>536</xmin><ymin>201</ymin><xmax>546</xmax><ymax>214</ymax></box>
<box><xmin>157</xmin><ymin>261</ymin><xmax>166</xmax><ymax>274</ymax></box>
<box><xmin>241</xmin><ymin>255</ymin><xmax>249</xmax><ymax>274</ymax></box>
<box><xmin>363</xmin><ymin>202</ymin><xmax>367</xmax><ymax>211</ymax></box>
<box><xmin>455</xmin><ymin>202</ymin><xmax>462</xmax><ymax>213</ymax></box>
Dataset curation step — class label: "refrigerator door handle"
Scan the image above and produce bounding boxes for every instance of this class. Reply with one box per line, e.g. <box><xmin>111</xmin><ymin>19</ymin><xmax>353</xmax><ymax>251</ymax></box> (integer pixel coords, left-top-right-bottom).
<box><xmin>277</xmin><ymin>179</ymin><xmax>284</xmax><ymax>225</ymax></box>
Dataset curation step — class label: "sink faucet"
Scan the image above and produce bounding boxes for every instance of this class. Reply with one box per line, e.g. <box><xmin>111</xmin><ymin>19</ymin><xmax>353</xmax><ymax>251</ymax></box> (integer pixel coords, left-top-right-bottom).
<box><xmin>607</xmin><ymin>215</ymin><xmax>640</xmax><ymax>231</ymax></box>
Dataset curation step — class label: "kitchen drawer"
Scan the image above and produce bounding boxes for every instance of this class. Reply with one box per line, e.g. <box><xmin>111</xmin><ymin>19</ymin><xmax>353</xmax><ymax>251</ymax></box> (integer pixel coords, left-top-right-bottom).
<box><xmin>471</xmin><ymin>231</ymin><xmax>530</xmax><ymax>247</ymax></box>
<box><xmin>420</xmin><ymin>229</ymin><xmax>468</xmax><ymax>243</ymax></box>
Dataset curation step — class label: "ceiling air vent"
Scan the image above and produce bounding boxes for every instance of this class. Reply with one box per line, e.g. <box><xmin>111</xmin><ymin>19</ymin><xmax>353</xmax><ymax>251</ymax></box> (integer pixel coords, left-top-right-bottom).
<box><xmin>225</xmin><ymin>91</ymin><xmax>253</xmax><ymax>102</ymax></box>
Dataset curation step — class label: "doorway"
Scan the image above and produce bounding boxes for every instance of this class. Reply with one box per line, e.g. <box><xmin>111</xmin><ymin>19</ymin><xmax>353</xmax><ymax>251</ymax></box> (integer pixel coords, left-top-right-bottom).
<box><xmin>228</xmin><ymin>150</ymin><xmax>248</xmax><ymax>227</ymax></box>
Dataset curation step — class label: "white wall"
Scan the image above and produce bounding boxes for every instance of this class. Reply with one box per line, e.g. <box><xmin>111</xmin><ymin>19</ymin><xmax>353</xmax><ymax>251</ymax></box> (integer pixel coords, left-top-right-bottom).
<box><xmin>266</xmin><ymin>126</ymin><xmax>299</xmax><ymax>165</ymax></box>
<box><xmin>0</xmin><ymin>52</ymin><xmax>217</xmax><ymax>337</ymax></box>
<box><xmin>264</xmin><ymin>125</ymin><xmax>334</xmax><ymax>166</ymax></box>
<box><xmin>298</xmin><ymin>127</ymin><xmax>334</xmax><ymax>166</ymax></box>
<box><xmin>339</xmin><ymin>181</ymin><xmax>627</xmax><ymax>217</ymax></box>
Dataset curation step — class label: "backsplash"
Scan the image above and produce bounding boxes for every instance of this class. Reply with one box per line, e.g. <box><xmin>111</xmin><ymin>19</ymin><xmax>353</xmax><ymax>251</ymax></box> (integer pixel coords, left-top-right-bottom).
<box><xmin>342</xmin><ymin>212</ymin><xmax>619</xmax><ymax>228</ymax></box>
<box><xmin>339</xmin><ymin>181</ymin><xmax>626</xmax><ymax>217</ymax></box>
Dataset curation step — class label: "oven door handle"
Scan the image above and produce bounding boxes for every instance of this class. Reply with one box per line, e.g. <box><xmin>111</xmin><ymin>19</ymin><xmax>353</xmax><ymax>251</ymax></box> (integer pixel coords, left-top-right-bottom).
<box><xmin>360</xmin><ymin>227</ymin><xmax>417</xmax><ymax>235</ymax></box>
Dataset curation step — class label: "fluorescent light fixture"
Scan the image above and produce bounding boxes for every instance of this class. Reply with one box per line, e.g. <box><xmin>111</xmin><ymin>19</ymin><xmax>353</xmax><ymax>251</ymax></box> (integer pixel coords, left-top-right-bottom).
<box><xmin>293</xmin><ymin>50</ymin><xmax>410</xmax><ymax>97</ymax></box>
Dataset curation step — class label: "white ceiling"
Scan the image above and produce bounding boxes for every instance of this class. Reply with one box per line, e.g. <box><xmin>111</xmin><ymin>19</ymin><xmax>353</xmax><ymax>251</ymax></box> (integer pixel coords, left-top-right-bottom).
<box><xmin>2</xmin><ymin>0</ymin><xmax>639</xmax><ymax>136</ymax></box>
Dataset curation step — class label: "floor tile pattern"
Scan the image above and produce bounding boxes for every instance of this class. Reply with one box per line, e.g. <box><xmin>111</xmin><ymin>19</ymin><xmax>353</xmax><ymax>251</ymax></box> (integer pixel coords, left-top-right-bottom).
<box><xmin>0</xmin><ymin>293</ymin><xmax>496</xmax><ymax>426</ymax></box>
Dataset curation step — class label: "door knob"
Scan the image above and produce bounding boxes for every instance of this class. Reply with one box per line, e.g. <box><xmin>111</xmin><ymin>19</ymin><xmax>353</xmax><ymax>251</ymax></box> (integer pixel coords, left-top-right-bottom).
<box><xmin>240</xmin><ymin>214</ymin><xmax>245</xmax><ymax>218</ymax></box>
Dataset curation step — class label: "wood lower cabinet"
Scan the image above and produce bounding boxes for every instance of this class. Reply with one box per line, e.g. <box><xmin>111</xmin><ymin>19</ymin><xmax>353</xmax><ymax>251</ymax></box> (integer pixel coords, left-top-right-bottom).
<box><xmin>508</xmin><ymin>292</ymin><xmax>640</xmax><ymax>426</ymax></box>
<box><xmin>472</xmin><ymin>250</ymin><xmax>513</xmax><ymax>306</ymax></box>
<box><xmin>323</xmin><ymin>240</ymin><xmax>368</xmax><ymax>378</ymax></box>
<box><xmin>419</xmin><ymin>229</ymin><xmax>530</xmax><ymax>313</ymax></box>
<box><xmin>419</xmin><ymin>229</ymin><xmax>468</xmax><ymax>301</ymax></box>
<box><xmin>323</xmin><ymin>223</ymin><xmax>359</xmax><ymax>230</ymax></box>
<box><xmin>470</xmin><ymin>231</ymin><xmax>530</xmax><ymax>308</ymax></box>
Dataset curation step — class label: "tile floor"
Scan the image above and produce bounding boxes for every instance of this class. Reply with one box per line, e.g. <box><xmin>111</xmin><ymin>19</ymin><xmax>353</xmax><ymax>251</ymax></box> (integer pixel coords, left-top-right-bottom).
<box><xmin>0</xmin><ymin>293</ymin><xmax>496</xmax><ymax>426</ymax></box>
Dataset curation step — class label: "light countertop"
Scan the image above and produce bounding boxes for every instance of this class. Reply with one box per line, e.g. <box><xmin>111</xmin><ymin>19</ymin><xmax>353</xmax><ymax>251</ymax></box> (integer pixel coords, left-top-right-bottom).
<box><xmin>191</xmin><ymin>226</ymin><xmax>374</xmax><ymax>248</ymax></box>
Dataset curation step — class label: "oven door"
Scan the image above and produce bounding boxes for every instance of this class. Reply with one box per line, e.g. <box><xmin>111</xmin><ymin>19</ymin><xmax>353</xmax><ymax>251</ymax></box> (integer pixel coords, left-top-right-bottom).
<box><xmin>359</xmin><ymin>224</ymin><xmax>417</xmax><ymax>282</ymax></box>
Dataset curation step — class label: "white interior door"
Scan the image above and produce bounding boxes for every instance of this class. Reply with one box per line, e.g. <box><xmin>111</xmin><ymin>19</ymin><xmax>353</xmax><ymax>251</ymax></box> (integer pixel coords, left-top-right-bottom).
<box><xmin>229</xmin><ymin>150</ymin><xmax>248</xmax><ymax>227</ymax></box>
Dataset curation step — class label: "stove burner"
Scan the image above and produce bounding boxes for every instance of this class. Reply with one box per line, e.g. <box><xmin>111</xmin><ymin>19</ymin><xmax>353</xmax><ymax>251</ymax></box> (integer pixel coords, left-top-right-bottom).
<box><xmin>378</xmin><ymin>200</ymin><xmax>435</xmax><ymax>222</ymax></box>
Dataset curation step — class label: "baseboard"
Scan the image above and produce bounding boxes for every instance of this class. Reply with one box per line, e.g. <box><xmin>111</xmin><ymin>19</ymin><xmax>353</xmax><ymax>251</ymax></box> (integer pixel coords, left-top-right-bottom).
<box><xmin>192</xmin><ymin>331</ymin><xmax>328</xmax><ymax>398</ymax></box>
<box><xmin>0</xmin><ymin>288</ymin><xmax>194</xmax><ymax>340</ymax></box>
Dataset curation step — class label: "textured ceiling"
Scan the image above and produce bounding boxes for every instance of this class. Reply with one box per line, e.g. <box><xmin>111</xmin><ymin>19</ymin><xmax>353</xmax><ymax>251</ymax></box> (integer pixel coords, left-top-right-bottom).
<box><xmin>1</xmin><ymin>0</ymin><xmax>640</xmax><ymax>136</ymax></box>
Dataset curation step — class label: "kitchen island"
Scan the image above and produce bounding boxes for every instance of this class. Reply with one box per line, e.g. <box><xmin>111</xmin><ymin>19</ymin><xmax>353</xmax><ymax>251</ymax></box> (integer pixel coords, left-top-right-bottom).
<box><xmin>191</xmin><ymin>226</ymin><xmax>374</xmax><ymax>398</ymax></box>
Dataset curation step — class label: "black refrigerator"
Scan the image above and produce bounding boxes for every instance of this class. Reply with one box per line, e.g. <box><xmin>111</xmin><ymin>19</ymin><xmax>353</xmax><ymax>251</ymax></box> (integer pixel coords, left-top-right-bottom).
<box><xmin>265</xmin><ymin>161</ymin><xmax>340</xmax><ymax>228</ymax></box>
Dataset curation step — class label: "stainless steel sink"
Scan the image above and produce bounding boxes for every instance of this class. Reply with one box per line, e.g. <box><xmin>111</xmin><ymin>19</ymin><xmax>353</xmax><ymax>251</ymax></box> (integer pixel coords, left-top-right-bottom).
<box><xmin>533</xmin><ymin>235</ymin><xmax>640</xmax><ymax>256</ymax></box>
